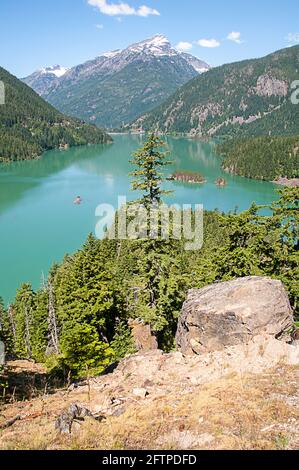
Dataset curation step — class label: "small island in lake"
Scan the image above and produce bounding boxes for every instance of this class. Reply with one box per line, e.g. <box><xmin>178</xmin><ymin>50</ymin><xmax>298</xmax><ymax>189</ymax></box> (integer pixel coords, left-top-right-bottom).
<box><xmin>171</xmin><ymin>170</ymin><xmax>206</xmax><ymax>184</ymax></box>
<box><xmin>215</xmin><ymin>177</ymin><xmax>227</xmax><ymax>187</ymax></box>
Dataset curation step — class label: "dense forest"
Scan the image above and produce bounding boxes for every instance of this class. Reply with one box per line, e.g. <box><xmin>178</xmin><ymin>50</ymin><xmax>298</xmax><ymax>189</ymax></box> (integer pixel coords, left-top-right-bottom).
<box><xmin>217</xmin><ymin>135</ymin><xmax>299</xmax><ymax>181</ymax></box>
<box><xmin>0</xmin><ymin>66</ymin><xmax>112</xmax><ymax>163</ymax></box>
<box><xmin>0</xmin><ymin>136</ymin><xmax>298</xmax><ymax>380</ymax></box>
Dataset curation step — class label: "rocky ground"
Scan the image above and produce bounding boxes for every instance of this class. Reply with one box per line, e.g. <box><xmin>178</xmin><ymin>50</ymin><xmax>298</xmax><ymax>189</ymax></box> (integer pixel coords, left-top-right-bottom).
<box><xmin>0</xmin><ymin>336</ymin><xmax>298</xmax><ymax>450</ymax></box>
<box><xmin>273</xmin><ymin>177</ymin><xmax>299</xmax><ymax>187</ymax></box>
<box><xmin>1</xmin><ymin>277</ymin><xmax>298</xmax><ymax>450</ymax></box>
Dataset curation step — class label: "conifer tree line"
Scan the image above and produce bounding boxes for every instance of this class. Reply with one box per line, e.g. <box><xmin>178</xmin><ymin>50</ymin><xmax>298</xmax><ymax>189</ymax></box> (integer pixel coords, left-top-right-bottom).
<box><xmin>0</xmin><ymin>135</ymin><xmax>298</xmax><ymax>378</ymax></box>
<box><xmin>217</xmin><ymin>135</ymin><xmax>299</xmax><ymax>181</ymax></box>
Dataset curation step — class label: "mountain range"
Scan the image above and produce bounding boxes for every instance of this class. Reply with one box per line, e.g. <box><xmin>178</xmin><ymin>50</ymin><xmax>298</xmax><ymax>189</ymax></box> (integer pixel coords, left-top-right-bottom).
<box><xmin>23</xmin><ymin>65</ymin><xmax>69</xmax><ymax>96</ymax></box>
<box><xmin>131</xmin><ymin>45</ymin><xmax>299</xmax><ymax>139</ymax></box>
<box><xmin>0</xmin><ymin>66</ymin><xmax>111</xmax><ymax>163</ymax></box>
<box><xmin>22</xmin><ymin>35</ymin><xmax>210</xmax><ymax>129</ymax></box>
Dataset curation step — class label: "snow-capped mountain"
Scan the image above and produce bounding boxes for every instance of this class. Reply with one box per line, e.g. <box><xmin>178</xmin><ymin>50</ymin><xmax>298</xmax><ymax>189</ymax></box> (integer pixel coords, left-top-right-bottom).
<box><xmin>96</xmin><ymin>34</ymin><xmax>209</xmax><ymax>73</ymax></box>
<box><xmin>122</xmin><ymin>34</ymin><xmax>177</xmax><ymax>57</ymax></box>
<box><xmin>101</xmin><ymin>50</ymin><xmax>122</xmax><ymax>59</ymax></box>
<box><xmin>23</xmin><ymin>65</ymin><xmax>69</xmax><ymax>96</ymax></box>
<box><xmin>23</xmin><ymin>35</ymin><xmax>210</xmax><ymax>128</ymax></box>
<box><xmin>40</xmin><ymin>65</ymin><xmax>69</xmax><ymax>78</ymax></box>
<box><xmin>180</xmin><ymin>53</ymin><xmax>210</xmax><ymax>74</ymax></box>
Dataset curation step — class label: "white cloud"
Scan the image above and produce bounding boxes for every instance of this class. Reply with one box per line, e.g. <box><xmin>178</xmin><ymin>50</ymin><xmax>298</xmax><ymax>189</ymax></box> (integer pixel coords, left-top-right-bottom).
<box><xmin>96</xmin><ymin>23</ymin><xmax>104</xmax><ymax>29</ymax></box>
<box><xmin>87</xmin><ymin>0</ymin><xmax>160</xmax><ymax>17</ymax></box>
<box><xmin>197</xmin><ymin>38</ymin><xmax>220</xmax><ymax>48</ymax></box>
<box><xmin>227</xmin><ymin>31</ymin><xmax>242</xmax><ymax>44</ymax></box>
<box><xmin>286</xmin><ymin>33</ymin><xmax>299</xmax><ymax>43</ymax></box>
<box><xmin>176</xmin><ymin>41</ymin><xmax>193</xmax><ymax>52</ymax></box>
<box><xmin>137</xmin><ymin>5</ymin><xmax>160</xmax><ymax>17</ymax></box>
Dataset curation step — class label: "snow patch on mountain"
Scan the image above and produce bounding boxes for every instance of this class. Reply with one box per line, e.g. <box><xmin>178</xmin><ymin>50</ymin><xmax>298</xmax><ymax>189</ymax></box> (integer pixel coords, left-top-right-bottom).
<box><xmin>180</xmin><ymin>53</ymin><xmax>210</xmax><ymax>74</ymax></box>
<box><xmin>124</xmin><ymin>34</ymin><xmax>176</xmax><ymax>57</ymax></box>
<box><xmin>102</xmin><ymin>50</ymin><xmax>122</xmax><ymax>59</ymax></box>
<box><xmin>99</xmin><ymin>35</ymin><xmax>210</xmax><ymax>73</ymax></box>
<box><xmin>40</xmin><ymin>66</ymin><xmax>69</xmax><ymax>78</ymax></box>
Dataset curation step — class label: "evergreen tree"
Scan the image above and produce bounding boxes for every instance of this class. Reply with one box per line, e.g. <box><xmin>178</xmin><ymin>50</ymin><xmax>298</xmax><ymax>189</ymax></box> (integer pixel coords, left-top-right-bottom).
<box><xmin>0</xmin><ymin>300</ymin><xmax>15</xmax><ymax>358</ymax></box>
<box><xmin>130</xmin><ymin>134</ymin><xmax>172</xmax><ymax>208</ymax></box>
<box><xmin>30</xmin><ymin>288</ymin><xmax>49</xmax><ymax>362</ymax></box>
<box><xmin>54</xmin><ymin>234</ymin><xmax>116</xmax><ymax>376</ymax></box>
<box><xmin>127</xmin><ymin>134</ymin><xmax>184</xmax><ymax>346</ymax></box>
<box><xmin>60</xmin><ymin>323</ymin><xmax>113</xmax><ymax>378</ymax></box>
<box><xmin>110</xmin><ymin>320</ymin><xmax>136</xmax><ymax>361</ymax></box>
<box><xmin>12</xmin><ymin>284</ymin><xmax>35</xmax><ymax>358</ymax></box>
<box><xmin>270</xmin><ymin>187</ymin><xmax>299</xmax><ymax>313</ymax></box>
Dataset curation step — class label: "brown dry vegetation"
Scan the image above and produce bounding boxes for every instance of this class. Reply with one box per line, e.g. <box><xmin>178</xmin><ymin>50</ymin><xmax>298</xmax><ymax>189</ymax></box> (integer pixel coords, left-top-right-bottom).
<box><xmin>0</xmin><ymin>361</ymin><xmax>298</xmax><ymax>451</ymax></box>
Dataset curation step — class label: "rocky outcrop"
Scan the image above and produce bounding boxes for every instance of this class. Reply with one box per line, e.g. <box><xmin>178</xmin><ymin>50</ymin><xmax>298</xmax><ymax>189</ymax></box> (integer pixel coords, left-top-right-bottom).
<box><xmin>128</xmin><ymin>319</ymin><xmax>158</xmax><ymax>352</ymax></box>
<box><xmin>273</xmin><ymin>177</ymin><xmax>299</xmax><ymax>188</ymax></box>
<box><xmin>55</xmin><ymin>404</ymin><xmax>95</xmax><ymax>434</ymax></box>
<box><xmin>255</xmin><ymin>74</ymin><xmax>288</xmax><ymax>97</ymax></box>
<box><xmin>115</xmin><ymin>336</ymin><xmax>299</xmax><ymax>389</ymax></box>
<box><xmin>176</xmin><ymin>276</ymin><xmax>294</xmax><ymax>355</ymax></box>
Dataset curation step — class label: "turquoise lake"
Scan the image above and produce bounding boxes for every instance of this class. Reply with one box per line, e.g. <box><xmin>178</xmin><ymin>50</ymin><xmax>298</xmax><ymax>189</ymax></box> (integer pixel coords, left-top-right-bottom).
<box><xmin>0</xmin><ymin>134</ymin><xmax>279</xmax><ymax>304</ymax></box>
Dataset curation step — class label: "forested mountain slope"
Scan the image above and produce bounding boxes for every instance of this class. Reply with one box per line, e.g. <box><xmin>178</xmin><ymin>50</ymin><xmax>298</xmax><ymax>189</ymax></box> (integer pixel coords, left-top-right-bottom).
<box><xmin>131</xmin><ymin>45</ymin><xmax>299</xmax><ymax>138</ymax></box>
<box><xmin>0</xmin><ymin>66</ymin><xmax>112</xmax><ymax>163</ymax></box>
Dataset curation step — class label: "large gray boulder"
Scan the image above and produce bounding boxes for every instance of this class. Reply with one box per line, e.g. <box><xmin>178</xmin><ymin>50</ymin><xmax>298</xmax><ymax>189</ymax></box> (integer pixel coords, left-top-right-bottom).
<box><xmin>176</xmin><ymin>276</ymin><xmax>294</xmax><ymax>355</ymax></box>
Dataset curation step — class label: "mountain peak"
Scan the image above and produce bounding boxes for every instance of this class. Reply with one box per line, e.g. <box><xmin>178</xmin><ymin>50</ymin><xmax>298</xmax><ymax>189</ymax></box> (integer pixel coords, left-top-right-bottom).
<box><xmin>125</xmin><ymin>34</ymin><xmax>174</xmax><ymax>57</ymax></box>
<box><xmin>23</xmin><ymin>34</ymin><xmax>210</xmax><ymax>127</ymax></box>
<box><xmin>40</xmin><ymin>65</ymin><xmax>69</xmax><ymax>78</ymax></box>
<box><xmin>101</xmin><ymin>50</ymin><xmax>122</xmax><ymax>59</ymax></box>
<box><xmin>144</xmin><ymin>34</ymin><xmax>170</xmax><ymax>46</ymax></box>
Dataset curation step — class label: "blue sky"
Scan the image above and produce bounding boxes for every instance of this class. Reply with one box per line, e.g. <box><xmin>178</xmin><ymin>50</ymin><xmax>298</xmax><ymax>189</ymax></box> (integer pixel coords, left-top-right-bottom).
<box><xmin>1</xmin><ymin>0</ymin><xmax>299</xmax><ymax>77</ymax></box>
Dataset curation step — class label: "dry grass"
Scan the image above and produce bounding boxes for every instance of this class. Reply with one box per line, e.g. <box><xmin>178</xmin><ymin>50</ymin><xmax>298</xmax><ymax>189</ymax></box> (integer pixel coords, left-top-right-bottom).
<box><xmin>0</xmin><ymin>364</ymin><xmax>298</xmax><ymax>450</ymax></box>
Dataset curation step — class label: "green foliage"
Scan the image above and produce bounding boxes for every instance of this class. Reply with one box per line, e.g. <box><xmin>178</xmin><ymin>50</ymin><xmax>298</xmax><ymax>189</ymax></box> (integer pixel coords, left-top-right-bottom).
<box><xmin>53</xmin><ymin>234</ymin><xmax>116</xmax><ymax>376</ymax></box>
<box><xmin>12</xmin><ymin>284</ymin><xmax>35</xmax><ymax>358</ymax></box>
<box><xmin>59</xmin><ymin>323</ymin><xmax>114</xmax><ymax>378</ymax></box>
<box><xmin>212</xmin><ymin>190</ymin><xmax>299</xmax><ymax>314</ymax></box>
<box><xmin>30</xmin><ymin>289</ymin><xmax>49</xmax><ymax>362</ymax></box>
<box><xmin>271</xmin><ymin>188</ymin><xmax>299</xmax><ymax>311</ymax></box>
<box><xmin>126</xmin><ymin>135</ymin><xmax>182</xmax><ymax>346</ymax></box>
<box><xmin>0</xmin><ymin>66</ymin><xmax>112</xmax><ymax>163</ymax></box>
<box><xmin>0</xmin><ymin>302</ymin><xmax>15</xmax><ymax>358</ymax></box>
<box><xmin>110</xmin><ymin>321</ymin><xmax>136</xmax><ymax>361</ymax></box>
<box><xmin>55</xmin><ymin>234</ymin><xmax>115</xmax><ymax>335</ymax></box>
<box><xmin>217</xmin><ymin>135</ymin><xmax>299</xmax><ymax>181</ymax></box>
<box><xmin>130</xmin><ymin>134</ymin><xmax>173</xmax><ymax>207</ymax></box>
<box><xmin>117</xmin><ymin>239</ymin><xmax>187</xmax><ymax>348</ymax></box>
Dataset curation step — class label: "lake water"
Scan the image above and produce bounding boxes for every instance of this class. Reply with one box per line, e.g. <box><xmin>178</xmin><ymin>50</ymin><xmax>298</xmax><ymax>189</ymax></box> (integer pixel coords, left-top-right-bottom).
<box><xmin>0</xmin><ymin>134</ymin><xmax>278</xmax><ymax>304</ymax></box>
